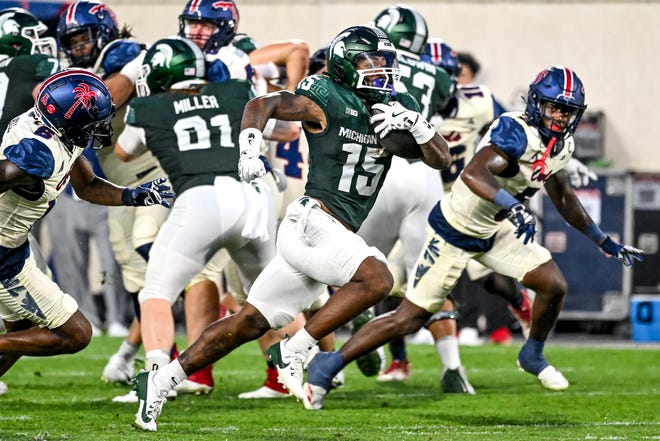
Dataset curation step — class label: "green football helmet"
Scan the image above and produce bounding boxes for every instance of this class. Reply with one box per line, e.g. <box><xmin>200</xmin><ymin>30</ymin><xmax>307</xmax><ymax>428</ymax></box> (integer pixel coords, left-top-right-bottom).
<box><xmin>371</xmin><ymin>4</ymin><xmax>428</xmax><ymax>55</ymax></box>
<box><xmin>0</xmin><ymin>7</ymin><xmax>57</xmax><ymax>57</ymax></box>
<box><xmin>326</xmin><ymin>25</ymin><xmax>400</xmax><ymax>102</ymax></box>
<box><xmin>136</xmin><ymin>36</ymin><xmax>206</xmax><ymax>97</ymax></box>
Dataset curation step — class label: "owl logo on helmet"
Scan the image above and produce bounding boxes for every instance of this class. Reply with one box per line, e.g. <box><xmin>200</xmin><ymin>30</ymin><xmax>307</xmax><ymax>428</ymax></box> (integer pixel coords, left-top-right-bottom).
<box><xmin>371</xmin><ymin>4</ymin><xmax>428</xmax><ymax>55</ymax></box>
<box><xmin>57</xmin><ymin>1</ymin><xmax>120</xmax><ymax>67</ymax></box>
<box><xmin>179</xmin><ymin>0</ymin><xmax>239</xmax><ymax>53</ymax></box>
<box><xmin>524</xmin><ymin>65</ymin><xmax>587</xmax><ymax>141</ymax></box>
<box><xmin>136</xmin><ymin>37</ymin><xmax>206</xmax><ymax>97</ymax></box>
<box><xmin>34</xmin><ymin>69</ymin><xmax>115</xmax><ymax>149</ymax></box>
<box><xmin>0</xmin><ymin>7</ymin><xmax>57</xmax><ymax>58</ymax></box>
<box><xmin>327</xmin><ymin>26</ymin><xmax>401</xmax><ymax>103</ymax></box>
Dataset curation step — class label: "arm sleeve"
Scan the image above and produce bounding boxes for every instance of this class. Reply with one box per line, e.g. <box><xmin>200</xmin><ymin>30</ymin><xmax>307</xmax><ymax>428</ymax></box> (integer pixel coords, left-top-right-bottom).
<box><xmin>116</xmin><ymin>124</ymin><xmax>147</xmax><ymax>156</ymax></box>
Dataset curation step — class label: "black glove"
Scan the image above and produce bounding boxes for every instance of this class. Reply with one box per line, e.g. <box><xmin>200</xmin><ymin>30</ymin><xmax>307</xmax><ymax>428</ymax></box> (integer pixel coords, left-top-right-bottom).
<box><xmin>508</xmin><ymin>203</ymin><xmax>536</xmax><ymax>244</ymax></box>
<box><xmin>121</xmin><ymin>177</ymin><xmax>176</xmax><ymax>208</ymax></box>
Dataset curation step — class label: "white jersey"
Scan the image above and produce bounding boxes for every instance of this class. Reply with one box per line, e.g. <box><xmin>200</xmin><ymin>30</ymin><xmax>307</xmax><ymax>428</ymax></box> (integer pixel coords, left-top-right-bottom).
<box><xmin>205</xmin><ymin>44</ymin><xmax>254</xmax><ymax>82</ymax></box>
<box><xmin>0</xmin><ymin>110</ymin><xmax>84</xmax><ymax>248</ymax></box>
<box><xmin>434</xmin><ymin>83</ymin><xmax>498</xmax><ymax>191</ymax></box>
<box><xmin>441</xmin><ymin>111</ymin><xmax>575</xmax><ymax>239</ymax></box>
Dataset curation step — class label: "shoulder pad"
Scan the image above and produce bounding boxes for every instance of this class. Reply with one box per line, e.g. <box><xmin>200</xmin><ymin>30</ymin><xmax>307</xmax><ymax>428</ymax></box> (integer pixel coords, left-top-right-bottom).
<box><xmin>489</xmin><ymin>116</ymin><xmax>528</xmax><ymax>159</ymax></box>
<box><xmin>3</xmin><ymin>137</ymin><xmax>55</xmax><ymax>179</ymax></box>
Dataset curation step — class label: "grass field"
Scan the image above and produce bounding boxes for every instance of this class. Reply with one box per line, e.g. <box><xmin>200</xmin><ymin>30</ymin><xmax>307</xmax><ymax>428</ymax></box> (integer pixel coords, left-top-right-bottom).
<box><xmin>0</xmin><ymin>336</ymin><xmax>658</xmax><ymax>441</ymax></box>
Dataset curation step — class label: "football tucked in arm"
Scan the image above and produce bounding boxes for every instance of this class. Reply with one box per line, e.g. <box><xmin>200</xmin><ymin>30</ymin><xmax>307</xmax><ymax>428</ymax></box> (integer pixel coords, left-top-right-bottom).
<box><xmin>370</xmin><ymin>107</ymin><xmax>422</xmax><ymax>159</ymax></box>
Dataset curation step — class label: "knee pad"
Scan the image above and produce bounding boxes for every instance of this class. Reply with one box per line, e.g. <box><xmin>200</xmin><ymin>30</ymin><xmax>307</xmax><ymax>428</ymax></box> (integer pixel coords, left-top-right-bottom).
<box><xmin>424</xmin><ymin>310</ymin><xmax>459</xmax><ymax>328</ymax></box>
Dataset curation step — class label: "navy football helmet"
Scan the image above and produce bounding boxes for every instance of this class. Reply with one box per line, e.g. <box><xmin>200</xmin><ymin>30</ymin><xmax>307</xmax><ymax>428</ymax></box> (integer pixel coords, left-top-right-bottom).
<box><xmin>327</xmin><ymin>26</ymin><xmax>400</xmax><ymax>102</ymax></box>
<box><xmin>0</xmin><ymin>7</ymin><xmax>57</xmax><ymax>57</ymax></box>
<box><xmin>136</xmin><ymin>37</ymin><xmax>206</xmax><ymax>97</ymax></box>
<box><xmin>179</xmin><ymin>0</ymin><xmax>239</xmax><ymax>53</ymax></box>
<box><xmin>57</xmin><ymin>1</ymin><xmax>119</xmax><ymax>67</ymax></box>
<box><xmin>308</xmin><ymin>45</ymin><xmax>329</xmax><ymax>75</ymax></box>
<box><xmin>525</xmin><ymin>65</ymin><xmax>586</xmax><ymax>140</ymax></box>
<box><xmin>371</xmin><ymin>4</ymin><xmax>428</xmax><ymax>55</ymax></box>
<box><xmin>422</xmin><ymin>38</ymin><xmax>460</xmax><ymax>99</ymax></box>
<box><xmin>35</xmin><ymin>69</ymin><xmax>115</xmax><ymax>149</ymax></box>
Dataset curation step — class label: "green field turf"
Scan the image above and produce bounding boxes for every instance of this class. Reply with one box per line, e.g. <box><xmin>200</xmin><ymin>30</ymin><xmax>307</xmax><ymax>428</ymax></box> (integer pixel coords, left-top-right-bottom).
<box><xmin>0</xmin><ymin>336</ymin><xmax>658</xmax><ymax>441</ymax></box>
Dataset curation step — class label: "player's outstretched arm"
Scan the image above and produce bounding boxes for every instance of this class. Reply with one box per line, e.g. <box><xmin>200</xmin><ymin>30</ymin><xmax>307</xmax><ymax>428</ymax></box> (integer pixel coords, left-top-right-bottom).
<box><xmin>70</xmin><ymin>155</ymin><xmax>175</xmax><ymax>208</ymax></box>
<box><xmin>545</xmin><ymin>173</ymin><xmax>644</xmax><ymax>266</ymax></box>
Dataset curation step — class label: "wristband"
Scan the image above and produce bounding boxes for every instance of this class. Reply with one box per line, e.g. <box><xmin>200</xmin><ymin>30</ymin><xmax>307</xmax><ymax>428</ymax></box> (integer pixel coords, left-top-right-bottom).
<box><xmin>493</xmin><ymin>188</ymin><xmax>519</xmax><ymax>209</ymax></box>
<box><xmin>121</xmin><ymin>187</ymin><xmax>134</xmax><ymax>206</ymax></box>
<box><xmin>409</xmin><ymin>118</ymin><xmax>436</xmax><ymax>144</ymax></box>
<box><xmin>238</xmin><ymin>128</ymin><xmax>263</xmax><ymax>155</ymax></box>
<box><xmin>585</xmin><ymin>223</ymin><xmax>607</xmax><ymax>245</ymax></box>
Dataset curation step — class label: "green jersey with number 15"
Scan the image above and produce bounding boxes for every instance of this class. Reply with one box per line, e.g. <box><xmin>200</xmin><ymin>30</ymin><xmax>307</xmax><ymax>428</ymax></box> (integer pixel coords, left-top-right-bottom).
<box><xmin>296</xmin><ymin>74</ymin><xmax>417</xmax><ymax>231</ymax></box>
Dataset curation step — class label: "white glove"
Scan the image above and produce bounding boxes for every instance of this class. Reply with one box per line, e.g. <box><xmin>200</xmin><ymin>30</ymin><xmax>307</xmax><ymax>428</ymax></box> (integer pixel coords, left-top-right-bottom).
<box><xmin>565</xmin><ymin>158</ymin><xmax>597</xmax><ymax>188</ymax></box>
<box><xmin>370</xmin><ymin>102</ymin><xmax>435</xmax><ymax>144</ymax></box>
<box><xmin>238</xmin><ymin>128</ymin><xmax>266</xmax><ymax>183</ymax></box>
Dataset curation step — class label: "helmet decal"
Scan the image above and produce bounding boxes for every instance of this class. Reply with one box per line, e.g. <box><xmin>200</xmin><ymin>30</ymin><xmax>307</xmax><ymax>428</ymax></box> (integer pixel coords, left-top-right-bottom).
<box><xmin>151</xmin><ymin>43</ymin><xmax>174</xmax><ymax>69</ymax></box>
<box><xmin>65</xmin><ymin>83</ymin><xmax>98</xmax><ymax>119</ymax></box>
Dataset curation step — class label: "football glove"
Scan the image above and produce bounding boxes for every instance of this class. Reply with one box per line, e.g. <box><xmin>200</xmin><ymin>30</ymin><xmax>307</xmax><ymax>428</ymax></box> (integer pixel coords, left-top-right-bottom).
<box><xmin>565</xmin><ymin>158</ymin><xmax>598</xmax><ymax>188</ymax></box>
<box><xmin>370</xmin><ymin>102</ymin><xmax>435</xmax><ymax>144</ymax></box>
<box><xmin>238</xmin><ymin>128</ymin><xmax>266</xmax><ymax>183</ymax></box>
<box><xmin>600</xmin><ymin>236</ymin><xmax>644</xmax><ymax>266</ymax></box>
<box><xmin>121</xmin><ymin>177</ymin><xmax>175</xmax><ymax>208</ymax></box>
<box><xmin>508</xmin><ymin>203</ymin><xmax>537</xmax><ymax>244</ymax></box>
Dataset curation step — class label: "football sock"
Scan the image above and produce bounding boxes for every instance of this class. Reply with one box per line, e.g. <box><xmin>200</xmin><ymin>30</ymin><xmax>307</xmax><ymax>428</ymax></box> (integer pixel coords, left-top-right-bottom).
<box><xmin>436</xmin><ymin>336</ymin><xmax>460</xmax><ymax>370</ymax></box>
<box><xmin>518</xmin><ymin>337</ymin><xmax>549</xmax><ymax>374</ymax></box>
<box><xmin>145</xmin><ymin>349</ymin><xmax>170</xmax><ymax>372</ymax></box>
<box><xmin>307</xmin><ymin>352</ymin><xmax>344</xmax><ymax>389</ymax></box>
<box><xmin>116</xmin><ymin>340</ymin><xmax>139</xmax><ymax>360</ymax></box>
<box><xmin>285</xmin><ymin>327</ymin><xmax>317</xmax><ymax>354</ymax></box>
<box><xmin>155</xmin><ymin>360</ymin><xmax>187</xmax><ymax>394</ymax></box>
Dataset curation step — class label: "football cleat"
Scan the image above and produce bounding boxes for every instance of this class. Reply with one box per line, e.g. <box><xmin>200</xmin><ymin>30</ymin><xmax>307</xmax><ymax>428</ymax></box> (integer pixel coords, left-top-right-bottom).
<box><xmin>0</xmin><ymin>380</ymin><xmax>7</xmax><ymax>396</ymax></box>
<box><xmin>331</xmin><ymin>370</ymin><xmax>345</xmax><ymax>389</ymax></box>
<box><xmin>490</xmin><ymin>327</ymin><xmax>513</xmax><ymax>345</ymax></box>
<box><xmin>176</xmin><ymin>365</ymin><xmax>214</xmax><ymax>395</ymax></box>
<box><xmin>113</xmin><ymin>388</ymin><xmax>176</xmax><ymax>403</ymax></box>
<box><xmin>303</xmin><ymin>382</ymin><xmax>328</xmax><ymax>410</ymax></box>
<box><xmin>518</xmin><ymin>360</ymin><xmax>569</xmax><ymax>391</ymax></box>
<box><xmin>351</xmin><ymin>309</ymin><xmax>385</xmax><ymax>376</ymax></box>
<box><xmin>377</xmin><ymin>359</ymin><xmax>411</xmax><ymax>382</ymax></box>
<box><xmin>238</xmin><ymin>368</ymin><xmax>290</xmax><ymax>399</ymax></box>
<box><xmin>536</xmin><ymin>365</ymin><xmax>569</xmax><ymax>391</ymax></box>
<box><xmin>265</xmin><ymin>339</ymin><xmax>306</xmax><ymax>401</ymax></box>
<box><xmin>509</xmin><ymin>289</ymin><xmax>532</xmax><ymax>340</ymax></box>
<box><xmin>441</xmin><ymin>366</ymin><xmax>476</xmax><ymax>394</ymax></box>
<box><xmin>101</xmin><ymin>353</ymin><xmax>135</xmax><ymax>385</ymax></box>
<box><xmin>174</xmin><ymin>379</ymin><xmax>213</xmax><ymax>395</ymax></box>
<box><xmin>133</xmin><ymin>370</ymin><xmax>168</xmax><ymax>431</ymax></box>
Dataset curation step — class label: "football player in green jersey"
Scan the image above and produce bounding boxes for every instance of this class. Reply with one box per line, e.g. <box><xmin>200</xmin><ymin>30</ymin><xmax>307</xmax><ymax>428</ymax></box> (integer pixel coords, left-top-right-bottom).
<box><xmin>354</xmin><ymin>4</ymin><xmax>453</xmax><ymax>381</ymax></box>
<box><xmin>132</xmin><ymin>26</ymin><xmax>450</xmax><ymax>430</ymax></box>
<box><xmin>0</xmin><ymin>7</ymin><xmax>58</xmax><ymax>136</ymax></box>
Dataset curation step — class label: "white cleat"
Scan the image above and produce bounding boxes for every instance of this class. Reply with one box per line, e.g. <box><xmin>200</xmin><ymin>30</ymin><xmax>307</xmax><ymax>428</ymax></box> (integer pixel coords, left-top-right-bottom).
<box><xmin>537</xmin><ymin>365</ymin><xmax>569</xmax><ymax>391</ymax></box>
<box><xmin>102</xmin><ymin>354</ymin><xmax>135</xmax><ymax>385</ymax></box>
<box><xmin>0</xmin><ymin>380</ymin><xmax>7</xmax><ymax>396</ymax></box>
<box><xmin>303</xmin><ymin>382</ymin><xmax>327</xmax><ymax>410</ymax></box>
<box><xmin>174</xmin><ymin>379</ymin><xmax>213</xmax><ymax>396</ymax></box>
<box><xmin>265</xmin><ymin>340</ymin><xmax>306</xmax><ymax>401</ymax></box>
<box><xmin>238</xmin><ymin>385</ymin><xmax>290</xmax><ymax>399</ymax></box>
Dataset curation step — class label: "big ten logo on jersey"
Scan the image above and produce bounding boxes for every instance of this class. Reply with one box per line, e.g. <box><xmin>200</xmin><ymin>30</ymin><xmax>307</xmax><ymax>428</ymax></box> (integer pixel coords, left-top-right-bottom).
<box><xmin>267</xmin><ymin>123</ymin><xmax>309</xmax><ymax>216</ymax></box>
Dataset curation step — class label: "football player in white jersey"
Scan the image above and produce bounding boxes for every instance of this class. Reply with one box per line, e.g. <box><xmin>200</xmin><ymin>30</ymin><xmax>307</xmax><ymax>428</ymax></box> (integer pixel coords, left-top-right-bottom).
<box><xmin>0</xmin><ymin>69</ymin><xmax>173</xmax><ymax>395</ymax></box>
<box><xmin>56</xmin><ymin>1</ymin><xmax>173</xmax><ymax>389</ymax></box>
<box><xmin>304</xmin><ymin>65</ymin><xmax>643</xmax><ymax>409</ymax></box>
